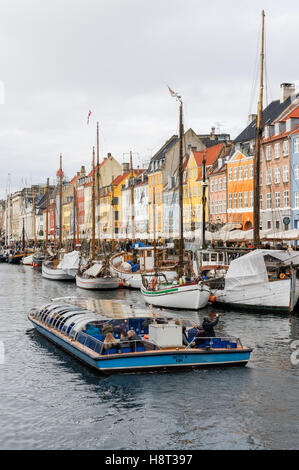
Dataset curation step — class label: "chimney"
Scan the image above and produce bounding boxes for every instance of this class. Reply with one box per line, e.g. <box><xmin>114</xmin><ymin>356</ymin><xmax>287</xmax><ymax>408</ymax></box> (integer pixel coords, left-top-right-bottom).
<box><xmin>107</xmin><ymin>152</ymin><xmax>112</xmax><ymax>158</ymax></box>
<box><xmin>280</xmin><ymin>83</ymin><xmax>295</xmax><ymax>103</ymax></box>
<box><xmin>80</xmin><ymin>165</ymin><xmax>85</xmax><ymax>176</ymax></box>
<box><xmin>248</xmin><ymin>114</ymin><xmax>257</xmax><ymax>124</ymax></box>
<box><xmin>210</xmin><ymin>127</ymin><xmax>216</xmax><ymax>140</ymax></box>
<box><xmin>122</xmin><ymin>162</ymin><xmax>130</xmax><ymax>174</ymax></box>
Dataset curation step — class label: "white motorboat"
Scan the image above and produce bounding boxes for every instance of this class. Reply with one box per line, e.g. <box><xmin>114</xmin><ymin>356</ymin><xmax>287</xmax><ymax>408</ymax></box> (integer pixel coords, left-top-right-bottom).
<box><xmin>210</xmin><ymin>249</ymin><xmax>299</xmax><ymax>312</ymax></box>
<box><xmin>109</xmin><ymin>247</ymin><xmax>177</xmax><ymax>289</ymax></box>
<box><xmin>76</xmin><ymin>262</ymin><xmax>120</xmax><ymax>290</ymax></box>
<box><xmin>141</xmin><ymin>273</ymin><xmax>210</xmax><ymax>310</ymax></box>
<box><xmin>42</xmin><ymin>251</ymin><xmax>81</xmax><ymax>281</ymax></box>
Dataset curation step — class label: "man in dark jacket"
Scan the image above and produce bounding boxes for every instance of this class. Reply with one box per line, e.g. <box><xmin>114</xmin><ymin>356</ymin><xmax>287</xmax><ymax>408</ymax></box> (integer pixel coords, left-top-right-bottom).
<box><xmin>202</xmin><ymin>314</ymin><xmax>219</xmax><ymax>338</ymax></box>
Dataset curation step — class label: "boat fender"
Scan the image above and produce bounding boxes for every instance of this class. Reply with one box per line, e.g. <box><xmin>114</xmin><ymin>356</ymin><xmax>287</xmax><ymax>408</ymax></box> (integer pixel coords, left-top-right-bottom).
<box><xmin>209</xmin><ymin>295</ymin><xmax>216</xmax><ymax>303</ymax></box>
<box><xmin>119</xmin><ymin>280</ymin><xmax>124</xmax><ymax>288</ymax></box>
<box><xmin>279</xmin><ymin>273</ymin><xmax>285</xmax><ymax>280</ymax></box>
<box><xmin>150</xmin><ymin>277</ymin><xmax>157</xmax><ymax>290</ymax></box>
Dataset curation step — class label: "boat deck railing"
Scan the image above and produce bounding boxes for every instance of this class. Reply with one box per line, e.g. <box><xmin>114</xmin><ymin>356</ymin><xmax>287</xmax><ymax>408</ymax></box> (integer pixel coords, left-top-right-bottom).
<box><xmin>75</xmin><ymin>331</ymin><xmax>160</xmax><ymax>355</ymax></box>
<box><xmin>186</xmin><ymin>336</ymin><xmax>242</xmax><ymax>349</ymax></box>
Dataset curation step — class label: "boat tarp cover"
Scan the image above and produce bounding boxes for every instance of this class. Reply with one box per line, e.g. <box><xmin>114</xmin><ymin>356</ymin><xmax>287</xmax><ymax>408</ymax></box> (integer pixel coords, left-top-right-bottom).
<box><xmin>225</xmin><ymin>249</ymin><xmax>298</xmax><ymax>290</ymax></box>
<box><xmin>84</xmin><ymin>263</ymin><xmax>102</xmax><ymax>277</ymax></box>
<box><xmin>57</xmin><ymin>251</ymin><xmax>80</xmax><ymax>269</ymax></box>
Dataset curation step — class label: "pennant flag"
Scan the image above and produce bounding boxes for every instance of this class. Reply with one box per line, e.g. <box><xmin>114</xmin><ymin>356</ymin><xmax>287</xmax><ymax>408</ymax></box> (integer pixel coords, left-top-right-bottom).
<box><xmin>87</xmin><ymin>110</ymin><xmax>92</xmax><ymax>125</ymax></box>
<box><xmin>167</xmin><ymin>85</ymin><xmax>181</xmax><ymax>102</ymax></box>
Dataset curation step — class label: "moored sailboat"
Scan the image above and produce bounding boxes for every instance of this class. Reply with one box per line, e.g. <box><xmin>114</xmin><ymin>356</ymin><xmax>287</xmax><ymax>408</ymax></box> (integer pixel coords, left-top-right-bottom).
<box><xmin>141</xmin><ymin>88</ymin><xmax>210</xmax><ymax>309</ymax></box>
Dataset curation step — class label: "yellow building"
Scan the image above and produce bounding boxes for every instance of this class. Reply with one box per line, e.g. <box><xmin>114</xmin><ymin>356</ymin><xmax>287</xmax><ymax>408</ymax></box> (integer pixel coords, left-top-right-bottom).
<box><xmin>148</xmin><ymin>170</ymin><xmax>164</xmax><ymax>236</ymax></box>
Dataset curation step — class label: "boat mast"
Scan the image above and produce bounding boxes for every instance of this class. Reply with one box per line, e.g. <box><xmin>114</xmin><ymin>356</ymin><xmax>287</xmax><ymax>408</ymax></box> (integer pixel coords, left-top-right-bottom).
<box><xmin>22</xmin><ymin>218</ymin><xmax>25</xmax><ymax>252</ymax></box>
<box><xmin>253</xmin><ymin>10</ymin><xmax>265</xmax><ymax>248</ymax></box>
<box><xmin>59</xmin><ymin>154</ymin><xmax>63</xmax><ymax>250</ymax></box>
<box><xmin>130</xmin><ymin>151</ymin><xmax>135</xmax><ymax>243</ymax></box>
<box><xmin>7</xmin><ymin>174</ymin><xmax>11</xmax><ymax>246</ymax></box>
<box><xmin>91</xmin><ymin>146</ymin><xmax>96</xmax><ymax>259</ymax></box>
<box><xmin>178</xmin><ymin>98</ymin><xmax>184</xmax><ymax>278</ymax></box>
<box><xmin>53</xmin><ymin>181</ymin><xmax>56</xmax><ymax>248</ymax></box>
<box><xmin>96</xmin><ymin>122</ymin><xmax>101</xmax><ymax>252</ymax></box>
<box><xmin>32</xmin><ymin>188</ymin><xmax>36</xmax><ymax>249</ymax></box>
<box><xmin>153</xmin><ymin>187</ymin><xmax>157</xmax><ymax>272</ymax></box>
<box><xmin>73</xmin><ymin>186</ymin><xmax>76</xmax><ymax>250</ymax></box>
<box><xmin>45</xmin><ymin>178</ymin><xmax>49</xmax><ymax>249</ymax></box>
<box><xmin>202</xmin><ymin>151</ymin><xmax>207</xmax><ymax>249</ymax></box>
<box><xmin>111</xmin><ymin>174</ymin><xmax>114</xmax><ymax>252</ymax></box>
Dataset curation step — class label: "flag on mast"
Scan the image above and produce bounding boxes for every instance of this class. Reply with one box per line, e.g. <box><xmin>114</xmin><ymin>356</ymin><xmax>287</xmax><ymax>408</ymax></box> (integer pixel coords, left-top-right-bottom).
<box><xmin>167</xmin><ymin>86</ymin><xmax>182</xmax><ymax>102</ymax></box>
<box><xmin>87</xmin><ymin>110</ymin><xmax>92</xmax><ymax>125</ymax></box>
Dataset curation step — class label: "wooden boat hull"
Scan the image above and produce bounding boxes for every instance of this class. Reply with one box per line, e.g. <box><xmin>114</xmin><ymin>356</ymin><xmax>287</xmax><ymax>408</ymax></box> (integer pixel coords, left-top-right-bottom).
<box><xmin>76</xmin><ymin>274</ymin><xmax>120</xmax><ymax>290</ymax></box>
<box><xmin>42</xmin><ymin>263</ymin><xmax>75</xmax><ymax>281</ymax></box>
<box><xmin>141</xmin><ymin>283</ymin><xmax>210</xmax><ymax>310</ymax></box>
<box><xmin>29</xmin><ymin>317</ymin><xmax>252</xmax><ymax>374</ymax></box>
<box><xmin>213</xmin><ymin>278</ymin><xmax>299</xmax><ymax>312</ymax></box>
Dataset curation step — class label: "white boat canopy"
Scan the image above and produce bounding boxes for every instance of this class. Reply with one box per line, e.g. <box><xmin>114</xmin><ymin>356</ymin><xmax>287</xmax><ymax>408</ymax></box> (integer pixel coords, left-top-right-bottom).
<box><xmin>57</xmin><ymin>251</ymin><xmax>80</xmax><ymax>270</ymax></box>
<box><xmin>225</xmin><ymin>249</ymin><xmax>299</xmax><ymax>291</ymax></box>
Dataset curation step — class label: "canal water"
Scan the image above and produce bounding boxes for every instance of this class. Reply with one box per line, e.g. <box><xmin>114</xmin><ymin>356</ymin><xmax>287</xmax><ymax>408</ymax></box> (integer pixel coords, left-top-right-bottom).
<box><xmin>0</xmin><ymin>263</ymin><xmax>298</xmax><ymax>450</ymax></box>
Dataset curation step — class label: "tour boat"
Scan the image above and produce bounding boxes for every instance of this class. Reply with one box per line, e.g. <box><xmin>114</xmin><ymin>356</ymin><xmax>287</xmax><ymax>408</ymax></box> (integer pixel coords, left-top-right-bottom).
<box><xmin>42</xmin><ymin>250</ymin><xmax>80</xmax><ymax>281</ymax></box>
<box><xmin>28</xmin><ymin>297</ymin><xmax>252</xmax><ymax>374</ymax></box>
<box><xmin>141</xmin><ymin>273</ymin><xmax>210</xmax><ymax>310</ymax></box>
<box><xmin>109</xmin><ymin>246</ymin><xmax>177</xmax><ymax>289</ymax></box>
<box><xmin>210</xmin><ymin>249</ymin><xmax>299</xmax><ymax>312</ymax></box>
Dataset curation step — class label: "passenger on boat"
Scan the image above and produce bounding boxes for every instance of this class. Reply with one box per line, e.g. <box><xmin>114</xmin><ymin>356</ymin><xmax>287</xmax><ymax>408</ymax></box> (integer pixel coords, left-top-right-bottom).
<box><xmin>103</xmin><ymin>333</ymin><xmax>119</xmax><ymax>351</ymax></box>
<box><xmin>102</xmin><ymin>323</ymin><xmax>113</xmax><ymax>336</ymax></box>
<box><xmin>127</xmin><ymin>329</ymin><xmax>143</xmax><ymax>351</ymax></box>
<box><xmin>118</xmin><ymin>331</ymin><xmax>130</xmax><ymax>348</ymax></box>
<box><xmin>193</xmin><ymin>328</ymin><xmax>206</xmax><ymax>348</ymax></box>
<box><xmin>202</xmin><ymin>314</ymin><xmax>219</xmax><ymax>338</ymax></box>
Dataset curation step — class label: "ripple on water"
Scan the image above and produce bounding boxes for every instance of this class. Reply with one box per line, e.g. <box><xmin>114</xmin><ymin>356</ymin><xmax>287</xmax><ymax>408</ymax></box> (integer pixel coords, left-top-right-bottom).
<box><xmin>0</xmin><ymin>264</ymin><xmax>299</xmax><ymax>449</ymax></box>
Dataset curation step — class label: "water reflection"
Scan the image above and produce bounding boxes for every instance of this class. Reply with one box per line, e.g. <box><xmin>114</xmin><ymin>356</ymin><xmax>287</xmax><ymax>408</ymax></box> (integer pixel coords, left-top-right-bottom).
<box><xmin>0</xmin><ymin>263</ymin><xmax>299</xmax><ymax>449</ymax></box>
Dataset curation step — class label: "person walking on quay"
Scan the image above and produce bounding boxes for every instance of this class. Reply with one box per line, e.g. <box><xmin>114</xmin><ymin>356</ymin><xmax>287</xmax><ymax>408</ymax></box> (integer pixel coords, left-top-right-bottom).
<box><xmin>202</xmin><ymin>313</ymin><xmax>219</xmax><ymax>338</ymax></box>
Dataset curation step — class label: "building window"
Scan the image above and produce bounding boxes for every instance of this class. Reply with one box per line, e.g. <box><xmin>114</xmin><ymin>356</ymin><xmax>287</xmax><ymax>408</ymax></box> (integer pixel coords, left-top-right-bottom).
<box><xmin>274</xmin><ymin>168</ymin><xmax>280</xmax><ymax>184</ymax></box>
<box><xmin>266</xmin><ymin>193</ymin><xmax>271</xmax><ymax>209</ymax></box>
<box><xmin>228</xmin><ymin>193</ymin><xmax>232</xmax><ymax>209</ymax></box>
<box><xmin>266</xmin><ymin>145</ymin><xmax>272</xmax><ymax>160</ymax></box>
<box><xmin>244</xmin><ymin>191</ymin><xmax>248</xmax><ymax>208</ymax></box>
<box><xmin>223</xmin><ymin>199</ymin><xmax>226</xmax><ymax>211</ymax></box>
<box><xmin>228</xmin><ymin>168</ymin><xmax>232</xmax><ymax>182</ymax></box>
<box><xmin>295</xmin><ymin>192</ymin><xmax>299</xmax><ymax>209</ymax></box>
<box><xmin>239</xmin><ymin>166</ymin><xmax>243</xmax><ymax>181</ymax></box>
<box><xmin>223</xmin><ymin>177</ymin><xmax>226</xmax><ymax>190</ymax></box>
<box><xmin>295</xmin><ymin>164</ymin><xmax>299</xmax><ymax>180</ymax></box>
<box><xmin>276</xmin><ymin>220</ymin><xmax>280</xmax><ymax>230</ymax></box>
<box><xmin>233</xmin><ymin>167</ymin><xmax>237</xmax><ymax>181</ymax></box>
<box><xmin>214</xmin><ymin>179</ymin><xmax>218</xmax><ymax>192</ymax></box>
<box><xmin>250</xmin><ymin>164</ymin><xmax>253</xmax><ymax>179</ymax></box>
<box><xmin>267</xmin><ymin>220</ymin><xmax>271</xmax><ymax>229</ymax></box>
<box><xmin>266</xmin><ymin>169</ymin><xmax>272</xmax><ymax>185</ymax></box>
<box><xmin>259</xmin><ymin>171</ymin><xmax>263</xmax><ymax>186</ymax></box>
<box><xmin>234</xmin><ymin>192</ymin><xmax>237</xmax><ymax>208</ymax></box>
<box><xmin>283</xmin><ymin>166</ymin><xmax>289</xmax><ymax>183</ymax></box>
<box><xmin>274</xmin><ymin>143</ymin><xmax>280</xmax><ymax>159</ymax></box>
<box><xmin>284</xmin><ymin>190</ymin><xmax>289</xmax><ymax>207</ymax></box>
<box><xmin>249</xmin><ymin>191</ymin><xmax>253</xmax><ymax>207</ymax></box>
<box><xmin>219</xmin><ymin>179</ymin><xmax>222</xmax><ymax>191</ymax></box>
<box><xmin>238</xmin><ymin>192</ymin><xmax>243</xmax><ymax>208</ymax></box>
<box><xmin>244</xmin><ymin>165</ymin><xmax>248</xmax><ymax>179</ymax></box>
<box><xmin>294</xmin><ymin>137</ymin><xmax>299</xmax><ymax>154</ymax></box>
<box><xmin>260</xmin><ymin>194</ymin><xmax>263</xmax><ymax>210</ymax></box>
<box><xmin>210</xmin><ymin>180</ymin><xmax>213</xmax><ymax>192</ymax></box>
<box><xmin>283</xmin><ymin>140</ymin><xmax>289</xmax><ymax>156</ymax></box>
<box><xmin>275</xmin><ymin>192</ymin><xmax>280</xmax><ymax>208</ymax></box>
<box><xmin>210</xmin><ymin>201</ymin><xmax>214</xmax><ymax>215</ymax></box>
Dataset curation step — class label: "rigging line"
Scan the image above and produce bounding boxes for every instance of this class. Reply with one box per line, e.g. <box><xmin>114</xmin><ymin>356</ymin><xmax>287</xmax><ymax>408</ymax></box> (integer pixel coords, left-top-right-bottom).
<box><xmin>248</xmin><ymin>20</ymin><xmax>262</xmax><ymax>117</ymax></box>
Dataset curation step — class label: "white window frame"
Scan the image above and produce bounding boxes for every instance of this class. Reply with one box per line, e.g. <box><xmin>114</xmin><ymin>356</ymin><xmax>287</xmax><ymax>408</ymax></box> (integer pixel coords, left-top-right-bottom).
<box><xmin>274</xmin><ymin>143</ymin><xmax>280</xmax><ymax>159</ymax></box>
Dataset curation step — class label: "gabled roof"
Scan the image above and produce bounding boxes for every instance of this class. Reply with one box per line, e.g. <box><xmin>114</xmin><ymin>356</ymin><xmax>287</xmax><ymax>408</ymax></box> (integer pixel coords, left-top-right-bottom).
<box><xmin>148</xmin><ymin>135</ymin><xmax>178</xmax><ymax>171</ymax></box>
<box><xmin>192</xmin><ymin>143</ymin><xmax>223</xmax><ymax>168</ymax></box>
<box><xmin>234</xmin><ymin>96</ymin><xmax>295</xmax><ymax>143</ymax></box>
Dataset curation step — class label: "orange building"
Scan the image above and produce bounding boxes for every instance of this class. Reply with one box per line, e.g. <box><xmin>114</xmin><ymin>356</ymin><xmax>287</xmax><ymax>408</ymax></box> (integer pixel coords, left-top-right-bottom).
<box><xmin>226</xmin><ymin>150</ymin><xmax>254</xmax><ymax>230</ymax></box>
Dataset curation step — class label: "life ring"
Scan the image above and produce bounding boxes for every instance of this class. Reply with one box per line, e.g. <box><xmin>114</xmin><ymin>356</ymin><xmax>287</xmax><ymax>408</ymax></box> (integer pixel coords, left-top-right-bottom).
<box><xmin>150</xmin><ymin>277</ymin><xmax>157</xmax><ymax>290</ymax></box>
<box><xmin>279</xmin><ymin>273</ymin><xmax>285</xmax><ymax>280</ymax></box>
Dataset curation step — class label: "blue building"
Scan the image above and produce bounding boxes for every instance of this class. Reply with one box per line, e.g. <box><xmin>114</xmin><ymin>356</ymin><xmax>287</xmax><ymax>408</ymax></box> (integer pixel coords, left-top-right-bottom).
<box><xmin>290</xmin><ymin>129</ymin><xmax>299</xmax><ymax>229</ymax></box>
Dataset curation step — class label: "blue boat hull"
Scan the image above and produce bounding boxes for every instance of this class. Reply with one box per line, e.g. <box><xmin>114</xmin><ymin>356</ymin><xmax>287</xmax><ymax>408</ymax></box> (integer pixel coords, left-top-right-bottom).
<box><xmin>31</xmin><ymin>320</ymin><xmax>251</xmax><ymax>374</ymax></box>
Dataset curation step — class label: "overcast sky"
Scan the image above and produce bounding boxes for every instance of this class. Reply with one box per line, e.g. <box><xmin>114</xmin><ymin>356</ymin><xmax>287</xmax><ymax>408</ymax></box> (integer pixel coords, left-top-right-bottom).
<box><xmin>1</xmin><ymin>0</ymin><xmax>299</xmax><ymax>198</ymax></box>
